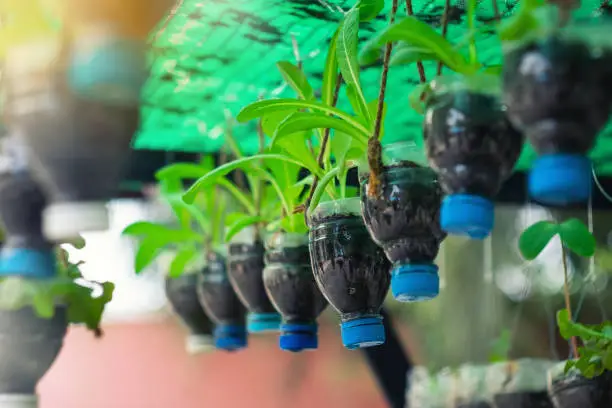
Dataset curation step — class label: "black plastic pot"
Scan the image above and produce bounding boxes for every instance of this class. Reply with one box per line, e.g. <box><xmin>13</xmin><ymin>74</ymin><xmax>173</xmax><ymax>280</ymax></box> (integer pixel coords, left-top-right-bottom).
<box><xmin>262</xmin><ymin>233</ymin><xmax>327</xmax><ymax>352</ymax></box>
<box><xmin>424</xmin><ymin>75</ymin><xmax>523</xmax><ymax>240</ymax></box>
<box><xmin>165</xmin><ymin>274</ymin><xmax>215</xmax><ymax>354</ymax></box>
<box><xmin>0</xmin><ymin>307</ymin><xmax>67</xmax><ymax>398</ymax></box>
<box><xmin>197</xmin><ymin>252</ymin><xmax>247</xmax><ymax>352</ymax></box>
<box><xmin>493</xmin><ymin>391</ymin><xmax>553</xmax><ymax>408</ymax></box>
<box><xmin>227</xmin><ymin>239</ymin><xmax>281</xmax><ymax>333</ymax></box>
<box><xmin>0</xmin><ymin>170</ymin><xmax>55</xmax><ymax>278</ymax></box>
<box><xmin>503</xmin><ymin>34</ymin><xmax>611</xmax><ymax>205</ymax></box>
<box><xmin>309</xmin><ymin>198</ymin><xmax>391</xmax><ymax>350</ymax></box>
<box><xmin>548</xmin><ymin>365</ymin><xmax>612</xmax><ymax>408</ymax></box>
<box><xmin>5</xmin><ymin>38</ymin><xmax>145</xmax><ymax>242</ymax></box>
<box><xmin>360</xmin><ymin>142</ymin><xmax>446</xmax><ymax>302</ymax></box>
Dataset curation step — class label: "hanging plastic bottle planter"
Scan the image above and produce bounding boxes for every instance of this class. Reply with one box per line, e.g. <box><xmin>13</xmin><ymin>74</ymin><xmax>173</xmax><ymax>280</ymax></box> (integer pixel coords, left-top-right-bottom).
<box><xmin>489</xmin><ymin>359</ymin><xmax>555</xmax><ymax>408</ymax></box>
<box><xmin>2</xmin><ymin>0</ymin><xmax>176</xmax><ymax>242</ymax></box>
<box><xmin>0</xmin><ymin>166</ymin><xmax>66</xmax><ymax>408</ymax></box>
<box><xmin>503</xmin><ymin>23</ymin><xmax>612</xmax><ymax>206</ymax></box>
<box><xmin>547</xmin><ymin>361</ymin><xmax>612</xmax><ymax>408</ymax></box>
<box><xmin>424</xmin><ymin>74</ymin><xmax>523</xmax><ymax>240</ymax></box>
<box><xmin>227</xmin><ymin>228</ymin><xmax>281</xmax><ymax>333</ymax></box>
<box><xmin>308</xmin><ymin>198</ymin><xmax>390</xmax><ymax>350</ymax></box>
<box><xmin>263</xmin><ymin>233</ymin><xmax>327</xmax><ymax>352</ymax></box>
<box><xmin>360</xmin><ymin>142</ymin><xmax>446</xmax><ymax>302</ymax></box>
<box><xmin>197</xmin><ymin>251</ymin><xmax>248</xmax><ymax>352</ymax></box>
<box><xmin>165</xmin><ymin>273</ymin><xmax>215</xmax><ymax>355</ymax></box>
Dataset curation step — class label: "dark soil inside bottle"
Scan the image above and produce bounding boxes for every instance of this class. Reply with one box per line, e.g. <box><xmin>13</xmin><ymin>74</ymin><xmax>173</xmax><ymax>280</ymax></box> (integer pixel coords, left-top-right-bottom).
<box><xmin>361</xmin><ymin>164</ymin><xmax>445</xmax><ymax>265</ymax></box>
<box><xmin>165</xmin><ymin>274</ymin><xmax>213</xmax><ymax>336</ymax></box>
<box><xmin>309</xmin><ymin>214</ymin><xmax>390</xmax><ymax>316</ymax></box>
<box><xmin>0</xmin><ymin>306</ymin><xmax>67</xmax><ymax>394</ymax></box>
<box><xmin>549</xmin><ymin>371</ymin><xmax>612</xmax><ymax>408</ymax></box>
<box><xmin>197</xmin><ymin>253</ymin><xmax>246</xmax><ymax>326</ymax></box>
<box><xmin>503</xmin><ymin>36</ymin><xmax>610</xmax><ymax>155</ymax></box>
<box><xmin>263</xmin><ymin>244</ymin><xmax>327</xmax><ymax>324</ymax></box>
<box><xmin>493</xmin><ymin>391</ymin><xmax>553</xmax><ymax>408</ymax></box>
<box><xmin>228</xmin><ymin>242</ymin><xmax>276</xmax><ymax>314</ymax></box>
<box><xmin>424</xmin><ymin>91</ymin><xmax>523</xmax><ymax>197</ymax></box>
<box><xmin>0</xmin><ymin>172</ymin><xmax>50</xmax><ymax>249</ymax></box>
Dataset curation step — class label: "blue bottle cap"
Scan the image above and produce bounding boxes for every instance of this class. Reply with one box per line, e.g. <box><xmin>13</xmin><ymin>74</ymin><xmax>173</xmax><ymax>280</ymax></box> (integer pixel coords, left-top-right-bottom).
<box><xmin>340</xmin><ymin>315</ymin><xmax>385</xmax><ymax>350</ymax></box>
<box><xmin>0</xmin><ymin>248</ymin><xmax>56</xmax><ymax>278</ymax></box>
<box><xmin>213</xmin><ymin>324</ymin><xmax>248</xmax><ymax>351</ymax></box>
<box><xmin>247</xmin><ymin>312</ymin><xmax>281</xmax><ymax>333</ymax></box>
<box><xmin>441</xmin><ymin>194</ymin><xmax>494</xmax><ymax>239</ymax></box>
<box><xmin>391</xmin><ymin>263</ymin><xmax>439</xmax><ymax>302</ymax></box>
<box><xmin>68</xmin><ymin>40</ymin><xmax>146</xmax><ymax>105</ymax></box>
<box><xmin>528</xmin><ymin>154</ymin><xmax>592</xmax><ymax>205</ymax></box>
<box><xmin>279</xmin><ymin>322</ymin><xmax>318</xmax><ymax>352</ymax></box>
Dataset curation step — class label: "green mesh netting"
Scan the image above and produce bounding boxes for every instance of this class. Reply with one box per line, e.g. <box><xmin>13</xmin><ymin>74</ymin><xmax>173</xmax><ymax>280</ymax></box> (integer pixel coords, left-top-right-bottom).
<box><xmin>136</xmin><ymin>0</ymin><xmax>612</xmax><ymax>172</ymax></box>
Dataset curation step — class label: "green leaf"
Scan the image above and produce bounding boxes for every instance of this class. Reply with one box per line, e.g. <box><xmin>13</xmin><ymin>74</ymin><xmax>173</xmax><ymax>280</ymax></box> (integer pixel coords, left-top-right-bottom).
<box><xmin>169</xmin><ymin>248</ymin><xmax>197</xmax><ymax>278</ymax></box>
<box><xmin>357</xmin><ymin>0</ymin><xmax>384</xmax><ymax>21</ymax></box>
<box><xmin>134</xmin><ymin>238</ymin><xmax>167</xmax><ymax>274</ymax></box>
<box><xmin>373</xmin><ymin>17</ymin><xmax>475</xmax><ymax>74</ymax></box>
<box><xmin>359</xmin><ymin>34</ymin><xmax>383</xmax><ymax>66</ymax></box>
<box><xmin>237</xmin><ymin>98</ymin><xmax>370</xmax><ymax>137</ymax></box>
<box><xmin>518</xmin><ymin>220</ymin><xmax>559</xmax><ymax>261</ymax></box>
<box><xmin>488</xmin><ymin>329</ymin><xmax>512</xmax><ymax>363</ymax></box>
<box><xmin>64</xmin><ymin>236</ymin><xmax>86</xmax><ymax>250</ymax></box>
<box><xmin>497</xmin><ymin>0</ymin><xmax>546</xmax><ymax>42</ymax></box>
<box><xmin>276</xmin><ymin>61</ymin><xmax>314</xmax><ymax>100</ymax></box>
<box><xmin>307</xmin><ymin>167</ymin><xmax>341</xmax><ymax>215</ymax></box>
<box><xmin>32</xmin><ymin>289</ymin><xmax>55</xmax><ymax>318</ymax></box>
<box><xmin>261</xmin><ymin>110</ymin><xmax>296</xmax><ymax>137</ymax></box>
<box><xmin>267</xmin><ymin>157</ymin><xmax>301</xmax><ymax>192</ymax></box>
<box><xmin>337</xmin><ymin>8</ymin><xmax>371</xmax><ymax>125</ymax></box>
<box><xmin>274</xmin><ymin>134</ymin><xmax>321</xmax><ymax>177</ymax></box>
<box><xmin>556</xmin><ymin>309</ymin><xmax>609</xmax><ymax>341</ymax></box>
<box><xmin>155</xmin><ymin>163</ymin><xmax>207</xmax><ymax>181</ymax></box>
<box><xmin>273</xmin><ymin>112</ymin><xmax>369</xmax><ymax>147</ymax></box>
<box><xmin>322</xmin><ymin>28</ymin><xmax>340</xmax><ymax>107</ymax></box>
<box><xmin>66</xmin><ymin>281</ymin><xmax>115</xmax><ymax>335</ymax></box>
<box><xmin>389</xmin><ymin>45</ymin><xmax>439</xmax><ymax>66</ymax></box>
<box><xmin>183</xmin><ymin>154</ymin><xmax>314</xmax><ymax>204</ymax></box>
<box><xmin>558</xmin><ymin>218</ymin><xmax>596</xmax><ymax>258</ymax></box>
<box><xmin>331</xmin><ymin>131</ymin><xmax>355</xmax><ymax>170</ymax></box>
<box><xmin>280</xmin><ymin>212</ymin><xmax>308</xmax><ymax>234</ymax></box>
<box><xmin>122</xmin><ymin>221</ymin><xmax>202</xmax><ymax>243</ymax></box>
<box><xmin>482</xmin><ymin>64</ymin><xmax>503</xmax><ymax>76</ymax></box>
<box><xmin>225</xmin><ymin>215</ymin><xmax>267</xmax><ymax>243</ymax></box>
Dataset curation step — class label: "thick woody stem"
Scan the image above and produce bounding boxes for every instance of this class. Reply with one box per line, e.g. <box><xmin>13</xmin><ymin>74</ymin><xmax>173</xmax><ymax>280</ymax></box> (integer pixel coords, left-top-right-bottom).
<box><xmin>367</xmin><ymin>0</ymin><xmax>399</xmax><ymax>198</ymax></box>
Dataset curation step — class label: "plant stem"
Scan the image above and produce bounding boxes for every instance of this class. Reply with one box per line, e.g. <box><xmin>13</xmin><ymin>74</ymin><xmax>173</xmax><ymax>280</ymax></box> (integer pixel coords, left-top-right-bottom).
<box><xmin>404</xmin><ymin>0</ymin><xmax>427</xmax><ymax>83</ymax></box>
<box><xmin>437</xmin><ymin>0</ymin><xmax>451</xmax><ymax>76</ymax></box>
<box><xmin>367</xmin><ymin>0</ymin><xmax>399</xmax><ymax>198</ymax></box>
<box><xmin>561</xmin><ymin>244</ymin><xmax>580</xmax><ymax>359</ymax></box>
<box><xmin>299</xmin><ymin>73</ymin><xmax>342</xmax><ymax>217</ymax></box>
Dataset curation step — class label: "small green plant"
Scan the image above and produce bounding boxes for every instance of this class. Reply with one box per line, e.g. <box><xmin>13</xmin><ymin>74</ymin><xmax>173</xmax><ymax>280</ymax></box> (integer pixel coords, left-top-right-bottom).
<box><xmin>155</xmin><ymin>135</ymin><xmax>283</xmax><ymax>242</ymax></box>
<box><xmin>518</xmin><ymin>217</ymin><xmax>610</xmax><ymax>378</ymax></box>
<box><xmin>0</xmin><ymin>243</ymin><xmax>114</xmax><ymax>337</ymax></box>
<box><xmin>488</xmin><ymin>329</ymin><xmax>512</xmax><ymax>363</ymax></box>
<box><xmin>359</xmin><ymin>0</ymin><xmax>551</xmax><ymax>113</ymax></box>
<box><xmin>234</xmin><ymin>0</ymin><xmax>396</xmax><ymax>205</ymax></box>
<box><xmin>122</xmin><ymin>156</ymin><xmax>229</xmax><ymax>276</ymax></box>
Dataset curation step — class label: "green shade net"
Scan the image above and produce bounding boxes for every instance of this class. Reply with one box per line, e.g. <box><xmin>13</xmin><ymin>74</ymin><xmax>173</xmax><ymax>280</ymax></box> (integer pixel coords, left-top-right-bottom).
<box><xmin>136</xmin><ymin>0</ymin><xmax>612</xmax><ymax>173</ymax></box>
